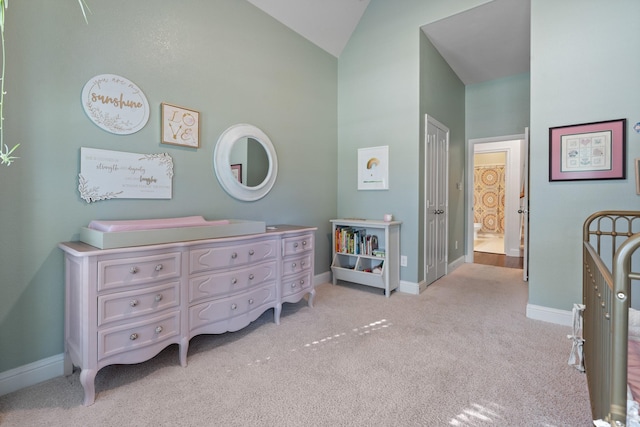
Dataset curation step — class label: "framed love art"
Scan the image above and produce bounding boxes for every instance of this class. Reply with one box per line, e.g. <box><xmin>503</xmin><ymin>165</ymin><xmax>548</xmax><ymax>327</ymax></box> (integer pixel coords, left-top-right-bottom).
<box><xmin>549</xmin><ymin>118</ymin><xmax>626</xmax><ymax>181</ymax></box>
<box><xmin>161</xmin><ymin>103</ymin><xmax>200</xmax><ymax>148</ymax></box>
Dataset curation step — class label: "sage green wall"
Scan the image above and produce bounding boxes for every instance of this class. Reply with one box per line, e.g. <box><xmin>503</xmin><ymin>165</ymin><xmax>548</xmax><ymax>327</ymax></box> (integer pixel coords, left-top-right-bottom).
<box><xmin>529</xmin><ymin>0</ymin><xmax>640</xmax><ymax>310</ymax></box>
<box><xmin>419</xmin><ymin>33</ymin><xmax>466</xmax><ymax>279</ymax></box>
<box><xmin>466</xmin><ymin>73</ymin><xmax>531</xmax><ymax>141</ymax></box>
<box><xmin>0</xmin><ymin>0</ymin><xmax>337</xmax><ymax>372</ymax></box>
<box><xmin>337</xmin><ymin>0</ymin><xmax>489</xmax><ymax>284</ymax></box>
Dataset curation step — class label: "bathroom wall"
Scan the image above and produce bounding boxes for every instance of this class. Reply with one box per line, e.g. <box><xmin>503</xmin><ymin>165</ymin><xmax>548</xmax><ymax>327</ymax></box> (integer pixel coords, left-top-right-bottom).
<box><xmin>474</xmin><ymin>152</ymin><xmax>506</xmax><ymax>233</ymax></box>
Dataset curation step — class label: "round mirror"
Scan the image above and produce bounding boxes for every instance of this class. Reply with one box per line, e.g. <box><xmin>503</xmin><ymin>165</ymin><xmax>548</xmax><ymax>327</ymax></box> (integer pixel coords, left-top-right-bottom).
<box><xmin>213</xmin><ymin>124</ymin><xmax>278</xmax><ymax>201</ymax></box>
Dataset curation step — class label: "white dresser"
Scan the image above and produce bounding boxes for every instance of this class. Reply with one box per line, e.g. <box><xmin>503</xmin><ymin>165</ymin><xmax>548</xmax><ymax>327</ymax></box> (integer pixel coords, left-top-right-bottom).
<box><xmin>59</xmin><ymin>225</ymin><xmax>316</xmax><ymax>405</ymax></box>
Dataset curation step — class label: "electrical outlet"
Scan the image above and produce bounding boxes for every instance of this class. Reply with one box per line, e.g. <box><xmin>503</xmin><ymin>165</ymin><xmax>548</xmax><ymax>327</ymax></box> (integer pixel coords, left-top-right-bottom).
<box><xmin>401</xmin><ymin>255</ymin><xmax>407</xmax><ymax>267</ymax></box>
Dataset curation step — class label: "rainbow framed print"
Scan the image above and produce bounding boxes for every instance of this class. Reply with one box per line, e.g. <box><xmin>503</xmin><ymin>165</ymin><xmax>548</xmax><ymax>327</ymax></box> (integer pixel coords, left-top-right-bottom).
<box><xmin>358</xmin><ymin>145</ymin><xmax>389</xmax><ymax>190</ymax></box>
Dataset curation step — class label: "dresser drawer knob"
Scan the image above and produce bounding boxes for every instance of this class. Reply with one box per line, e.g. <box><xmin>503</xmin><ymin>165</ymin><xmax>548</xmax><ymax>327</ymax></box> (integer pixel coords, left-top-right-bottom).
<box><xmin>291</xmin><ymin>282</ymin><xmax>297</xmax><ymax>289</ymax></box>
<box><xmin>294</xmin><ymin>242</ymin><xmax>299</xmax><ymax>248</ymax></box>
<box><xmin>249</xmin><ymin>249</ymin><xmax>255</xmax><ymax>256</ymax></box>
<box><xmin>292</xmin><ymin>262</ymin><xmax>297</xmax><ymax>268</ymax></box>
<box><xmin>302</xmin><ymin>240</ymin><xmax>307</xmax><ymax>246</ymax></box>
<box><xmin>130</xmin><ymin>333</ymin><xmax>139</xmax><ymax>341</ymax></box>
<box><xmin>231</xmin><ymin>303</ymin><xmax>237</xmax><ymax>310</ymax></box>
<box><xmin>155</xmin><ymin>264</ymin><xmax>163</xmax><ymax>271</ymax></box>
<box><xmin>155</xmin><ymin>326</ymin><xmax>163</xmax><ymax>334</ymax></box>
<box><xmin>129</xmin><ymin>299</ymin><xmax>139</xmax><ymax>307</ymax></box>
<box><xmin>155</xmin><ymin>294</ymin><xmax>163</xmax><ymax>302</ymax></box>
<box><xmin>231</xmin><ymin>252</ymin><xmax>238</xmax><ymax>259</ymax></box>
<box><xmin>231</xmin><ymin>278</ymin><xmax>237</xmax><ymax>285</ymax></box>
<box><xmin>129</xmin><ymin>267</ymin><xmax>138</xmax><ymax>274</ymax></box>
<box><xmin>301</xmin><ymin>261</ymin><xmax>306</xmax><ymax>267</ymax></box>
<box><xmin>249</xmin><ymin>274</ymin><xmax>255</xmax><ymax>280</ymax></box>
<box><xmin>248</xmin><ymin>299</ymin><xmax>254</xmax><ymax>305</ymax></box>
<box><xmin>299</xmin><ymin>279</ymin><xmax>305</xmax><ymax>285</ymax></box>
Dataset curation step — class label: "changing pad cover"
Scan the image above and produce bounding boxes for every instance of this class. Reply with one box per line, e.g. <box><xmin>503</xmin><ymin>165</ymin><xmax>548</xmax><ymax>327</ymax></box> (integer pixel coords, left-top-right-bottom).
<box><xmin>88</xmin><ymin>216</ymin><xmax>230</xmax><ymax>232</ymax></box>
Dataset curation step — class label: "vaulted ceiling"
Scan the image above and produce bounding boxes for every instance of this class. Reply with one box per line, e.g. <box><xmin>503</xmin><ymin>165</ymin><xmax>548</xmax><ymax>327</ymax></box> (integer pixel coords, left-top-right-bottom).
<box><xmin>247</xmin><ymin>0</ymin><xmax>530</xmax><ymax>85</ymax></box>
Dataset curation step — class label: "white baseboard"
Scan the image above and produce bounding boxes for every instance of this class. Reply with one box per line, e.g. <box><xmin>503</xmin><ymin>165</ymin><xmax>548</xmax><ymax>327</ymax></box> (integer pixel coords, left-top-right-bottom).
<box><xmin>0</xmin><ymin>353</ymin><xmax>64</xmax><ymax>397</ymax></box>
<box><xmin>397</xmin><ymin>256</ymin><xmax>466</xmax><ymax>295</ymax></box>
<box><xmin>526</xmin><ymin>303</ymin><xmax>572</xmax><ymax>327</ymax></box>
<box><xmin>314</xmin><ymin>271</ymin><xmax>331</xmax><ymax>286</ymax></box>
<box><xmin>506</xmin><ymin>248</ymin><xmax>521</xmax><ymax>257</ymax></box>
<box><xmin>398</xmin><ymin>280</ymin><xmax>423</xmax><ymax>295</ymax></box>
<box><xmin>448</xmin><ymin>256</ymin><xmax>466</xmax><ymax>272</ymax></box>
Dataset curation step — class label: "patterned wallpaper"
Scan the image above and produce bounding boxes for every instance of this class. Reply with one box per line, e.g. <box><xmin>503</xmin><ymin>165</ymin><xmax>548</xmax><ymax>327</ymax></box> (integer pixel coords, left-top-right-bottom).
<box><xmin>474</xmin><ymin>165</ymin><xmax>505</xmax><ymax>233</ymax></box>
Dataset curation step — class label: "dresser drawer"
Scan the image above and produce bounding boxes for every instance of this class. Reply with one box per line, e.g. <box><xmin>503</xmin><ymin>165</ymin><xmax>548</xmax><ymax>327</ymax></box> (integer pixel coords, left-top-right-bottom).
<box><xmin>98</xmin><ymin>252</ymin><xmax>181</xmax><ymax>291</ymax></box>
<box><xmin>282</xmin><ymin>234</ymin><xmax>313</xmax><ymax>257</ymax></box>
<box><xmin>282</xmin><ymin>254</ymin><xmax>312</xmax><ymax>276</ymax></box>
<box><xmin>97</xmin><ymin>311</ymin><xmax>180</xmax><ymax>361</ymax></box>
<box><xmin>189</xmin><ymin>239</ymin><xmax>277</xmax><ymax>274</ymax></box>
<box><xmin>189</xmin><ymin>284</ymin><xmax>276</xmax><ymax>330</ymax></box>
<box><xmin>188</xmin><ymin>261</ymin><xmax>276</xmax><ymax>303</ymax></box>
<box><xmin>281</xmin><ymin>271</ymin><xmax>313</xmax><ymax>299</ymax></box>
<box><xmin>98</xmin><ymin>281</ymin><xmax>180</xmax><ymax>326</ymax></box>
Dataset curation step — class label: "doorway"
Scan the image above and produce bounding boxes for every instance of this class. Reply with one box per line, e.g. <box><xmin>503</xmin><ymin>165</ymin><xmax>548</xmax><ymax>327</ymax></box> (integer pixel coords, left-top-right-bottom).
<box><xmin>473</xmin><ymin>151</ymin><xmax>507</xmax><ymax>254</ymax></box>
<box><xmin>466</xmin><ymin>135</ymin><xmax>525</xmax><ymax>264</ymax></box>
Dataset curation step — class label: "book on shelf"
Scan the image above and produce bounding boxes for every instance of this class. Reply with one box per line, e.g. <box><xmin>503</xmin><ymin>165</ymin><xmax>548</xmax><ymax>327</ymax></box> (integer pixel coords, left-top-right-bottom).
<box><xmin>334</xmin><ymin>226</ymin><xmax>380</xmax><ymax>256</ymax></box>
<box><xmin>372</xmin><ymin>249</ymin><xmax>385</xmax><ymax>258</ymax></box>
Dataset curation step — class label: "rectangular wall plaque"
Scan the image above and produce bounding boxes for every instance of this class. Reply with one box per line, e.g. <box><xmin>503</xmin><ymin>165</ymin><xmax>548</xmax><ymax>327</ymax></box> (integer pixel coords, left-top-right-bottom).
<box><xmin>78</xmin><ymin>147</ymin><xmax>174</xmax><ymax>203</ymax></box>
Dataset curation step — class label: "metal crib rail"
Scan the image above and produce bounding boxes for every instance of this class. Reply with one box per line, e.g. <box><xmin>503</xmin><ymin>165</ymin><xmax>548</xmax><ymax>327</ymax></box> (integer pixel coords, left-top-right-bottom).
<box><xmin>583</xmin><ymin>242</ymin><xmax>613</xmax><ymax>421</ymax></box>
<box><xmin>583</xmin><ymin>210</ymin><xmax>640</xmax><ymax>425</ymax></box>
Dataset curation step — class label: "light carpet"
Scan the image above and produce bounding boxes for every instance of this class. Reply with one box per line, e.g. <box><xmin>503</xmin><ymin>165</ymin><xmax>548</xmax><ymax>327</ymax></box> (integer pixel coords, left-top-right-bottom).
<box><xmin>0</xmin><ymin>263</ymin><xmax>592</xmax><ymax>426</ymax></box>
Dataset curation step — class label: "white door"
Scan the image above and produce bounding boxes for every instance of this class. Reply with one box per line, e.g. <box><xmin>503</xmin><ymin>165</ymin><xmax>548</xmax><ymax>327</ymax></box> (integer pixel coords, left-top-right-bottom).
<box><xmin>424</xmin><ymin>115</ymin><xmax>449</xmax><ymax>285</ymax></box>
<box><xmin>520</xmin><ymin>128</ymin><xmax>530</xmax><ymax>281</ymax></box>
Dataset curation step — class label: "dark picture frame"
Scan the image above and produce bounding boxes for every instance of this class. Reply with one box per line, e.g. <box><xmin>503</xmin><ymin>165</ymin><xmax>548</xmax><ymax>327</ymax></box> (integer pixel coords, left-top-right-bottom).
<box><xmin>549</xmin><ymin>118</ymin><xmax>626</xmax><ymax>181</ymax></box>
<box><xmin>231</xmin><ymin>163</ymin><xmax>242</xmax><ymax>183</ymax></box>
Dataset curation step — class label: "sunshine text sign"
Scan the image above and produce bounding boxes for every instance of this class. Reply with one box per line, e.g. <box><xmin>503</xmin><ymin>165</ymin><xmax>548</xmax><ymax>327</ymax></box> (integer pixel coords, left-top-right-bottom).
<box><xmin>81</xmin><ymin>74</ymin><xmax>150</xmax><ymax>135</ymax></box>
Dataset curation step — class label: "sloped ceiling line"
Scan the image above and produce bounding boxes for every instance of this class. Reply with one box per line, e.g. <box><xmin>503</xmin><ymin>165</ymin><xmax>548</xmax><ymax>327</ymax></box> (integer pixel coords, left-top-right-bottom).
<box><xmin>247</xmin><ymin>0</ymin><xmax>530</xmax><ymax>85</ymax></box>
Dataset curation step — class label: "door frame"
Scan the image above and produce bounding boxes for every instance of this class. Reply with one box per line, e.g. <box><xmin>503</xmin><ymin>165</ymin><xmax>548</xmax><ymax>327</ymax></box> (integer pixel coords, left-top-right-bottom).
<box><xmin>424</xmin><ymin>115</ymin><xmax>449</xmax><ymax>285</ymax></box>
<box><xmin>465</xmin><ymin>134</ymin><xmax>525</xmax><ymax>262</ymax></box>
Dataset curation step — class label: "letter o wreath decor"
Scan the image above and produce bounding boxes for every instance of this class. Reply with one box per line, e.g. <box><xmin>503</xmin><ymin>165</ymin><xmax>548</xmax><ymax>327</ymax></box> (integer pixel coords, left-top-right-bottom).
<box><xmin>81</xmin><ymin>74</ymin><xmax>150</xmax><ymax>135</ymax></box>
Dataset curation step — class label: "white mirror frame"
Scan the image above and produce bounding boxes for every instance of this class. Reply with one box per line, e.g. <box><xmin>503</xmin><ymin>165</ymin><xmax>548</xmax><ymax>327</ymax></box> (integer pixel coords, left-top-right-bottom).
<box><xmin>213</xmin><ymin>123</ymin><xmax>278</xmax><ymax>201</ymax></box>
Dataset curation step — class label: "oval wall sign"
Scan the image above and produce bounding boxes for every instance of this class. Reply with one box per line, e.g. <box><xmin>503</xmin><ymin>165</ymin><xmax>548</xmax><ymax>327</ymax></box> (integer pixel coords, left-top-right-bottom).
<box><xmin>81</xmin><ymin>74</ymin><xmax>150</xmax><ymax>135</ymax></box>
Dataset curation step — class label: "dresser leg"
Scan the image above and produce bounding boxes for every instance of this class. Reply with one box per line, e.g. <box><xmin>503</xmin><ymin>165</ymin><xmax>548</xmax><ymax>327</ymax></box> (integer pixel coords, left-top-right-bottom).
<box><xmin>179</xmin><ymin>338</ymin><xmax>189</xmax><ymax>367</ymax></box>
<box><xmin>79</xmin><ymin>368</ymin><xmax>96</xmax><ymax>406</ymax></box>
<box><xmin>307</xmin><ymin>289</ymin><xmax>316</xmax><ymax>308</ymax></box>
<box><xmin>274</xmin><ymin>303</ymin><xmax>282</xmax><ymax>325</ymax></box>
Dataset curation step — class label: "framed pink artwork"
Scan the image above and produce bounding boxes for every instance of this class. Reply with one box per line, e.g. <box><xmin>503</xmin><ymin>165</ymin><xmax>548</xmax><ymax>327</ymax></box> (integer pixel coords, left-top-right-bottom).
<box><xmin>549</xmin><ymin>118</ymin><xmax>626</xmax><ymax>181</ymax></box>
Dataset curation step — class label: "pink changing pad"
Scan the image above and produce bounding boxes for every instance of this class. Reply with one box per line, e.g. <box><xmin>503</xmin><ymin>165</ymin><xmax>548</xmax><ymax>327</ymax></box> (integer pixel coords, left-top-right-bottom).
<box><xmin>88</xmin><ymin>216</ymin><xmax>230</xmax><ymax>232</ymax></box>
